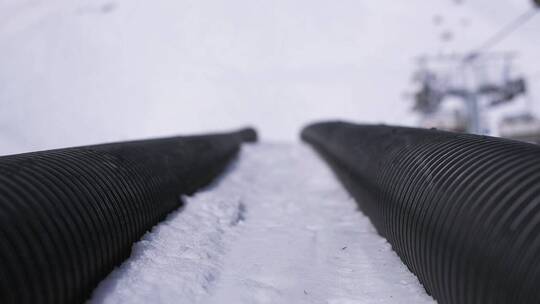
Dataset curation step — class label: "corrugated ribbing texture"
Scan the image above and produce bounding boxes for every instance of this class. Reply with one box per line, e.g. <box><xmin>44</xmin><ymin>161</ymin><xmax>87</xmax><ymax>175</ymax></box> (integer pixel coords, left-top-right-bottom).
<box><xmin>0</xmin><ymin>128</ymin><xmax>256</xmax><ymax>304</ymax></box>
<box><xmin>301</xmin><ymin>121</ymin><xmax>540</xmax><ymax>304</ymax></box>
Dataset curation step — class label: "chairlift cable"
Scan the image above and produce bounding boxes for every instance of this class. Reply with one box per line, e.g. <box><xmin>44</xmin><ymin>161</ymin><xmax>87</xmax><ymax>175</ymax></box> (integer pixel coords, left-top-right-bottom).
<box><xmin>466</xmin><ymin>9</ymin><xmax>538</xmax><ymax>60</ymax></box>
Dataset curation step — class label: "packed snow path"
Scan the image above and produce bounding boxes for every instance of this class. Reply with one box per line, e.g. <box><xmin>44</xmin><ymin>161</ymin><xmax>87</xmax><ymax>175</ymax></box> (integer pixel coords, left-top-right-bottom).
<box><xmin>91</xmin><ymin>143</ymin><xmax>435</xmax><ymax>304</ymax></box>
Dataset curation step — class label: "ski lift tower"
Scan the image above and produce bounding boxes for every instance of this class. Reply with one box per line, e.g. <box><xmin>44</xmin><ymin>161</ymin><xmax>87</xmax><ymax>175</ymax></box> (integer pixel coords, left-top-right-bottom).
<box><xmin>412</xmin><ymin>52</ymin><xmax>527</xmax><ymax>134</ymax></box>
<box><xmin>411</xmin><ymin>0</ymin><xmax>538</xmax><ymax>135</ymax></box>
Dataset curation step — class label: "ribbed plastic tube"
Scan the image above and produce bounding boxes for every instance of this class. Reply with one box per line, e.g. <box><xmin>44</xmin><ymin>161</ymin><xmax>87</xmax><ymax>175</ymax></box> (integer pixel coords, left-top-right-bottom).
<box><xmin>302</xmin><ymin>121</ymin><xmax>540</xmax><ymax>304</ymax></box>
<box><xmin>0</xmin><ymin>128</ymin><xmax>256</xmax><ymax>304</ymax></box>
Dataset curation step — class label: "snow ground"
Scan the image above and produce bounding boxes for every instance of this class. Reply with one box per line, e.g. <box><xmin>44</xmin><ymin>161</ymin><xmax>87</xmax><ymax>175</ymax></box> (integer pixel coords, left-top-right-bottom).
<box><xmin>90</xmin><ymin>143</ymin><xmax>435</xmax><ymax>304</ymax></box>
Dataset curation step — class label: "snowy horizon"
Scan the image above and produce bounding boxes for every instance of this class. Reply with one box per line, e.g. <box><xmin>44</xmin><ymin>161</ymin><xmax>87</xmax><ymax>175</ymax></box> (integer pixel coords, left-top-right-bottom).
<box><xmin>1</xmin><ymin>0</ymin><xmax>539</xmax><ymax>154</ymax></box>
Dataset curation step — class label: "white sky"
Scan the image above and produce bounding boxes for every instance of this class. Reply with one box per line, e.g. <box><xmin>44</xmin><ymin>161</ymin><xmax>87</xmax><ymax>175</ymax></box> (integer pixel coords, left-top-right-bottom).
<box><xmin>0</xmin><ymin>0</ymin><xmax>539</xmax><ymax>154</ymax></box>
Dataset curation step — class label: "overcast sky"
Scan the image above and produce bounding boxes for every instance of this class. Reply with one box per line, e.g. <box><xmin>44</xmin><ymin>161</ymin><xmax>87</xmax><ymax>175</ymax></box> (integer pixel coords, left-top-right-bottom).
<box><xmin>0</xmin><ymin>0</ymin><xmax>538</xmax><ymax>154</ymax></box>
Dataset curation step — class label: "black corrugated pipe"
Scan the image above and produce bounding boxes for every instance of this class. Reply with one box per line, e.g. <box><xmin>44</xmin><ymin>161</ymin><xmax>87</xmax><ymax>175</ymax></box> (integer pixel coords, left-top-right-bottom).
<box><xmin>301</xmin><ymin>121</ymin><xmax>540</xmax><ymax>304</ymax></box>
<box><xmin>0</xmin><ymin>128</ymin><xmax>256</xmax><ymax>304</ymax></box>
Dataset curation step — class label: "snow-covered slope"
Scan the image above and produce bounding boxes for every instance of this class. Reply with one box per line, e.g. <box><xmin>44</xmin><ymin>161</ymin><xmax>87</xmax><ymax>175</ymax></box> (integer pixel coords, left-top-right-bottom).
<box><xmin>90</xmin><ymin>143</ymin><xmax>434</xmax><ymax>304</ymax></box>
<box><xmin>1</xmin><ymin>0</ymin><xmax>539</xmax><ymax>154</ymax></box>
